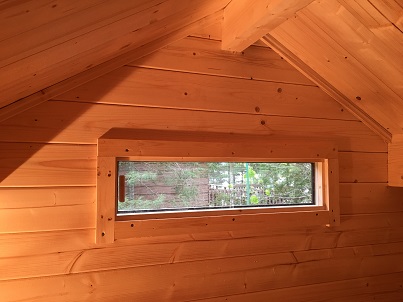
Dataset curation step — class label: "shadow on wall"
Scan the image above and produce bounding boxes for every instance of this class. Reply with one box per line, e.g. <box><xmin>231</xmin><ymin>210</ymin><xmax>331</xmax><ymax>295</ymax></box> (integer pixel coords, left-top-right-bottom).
<box><xmin>0</xmin><ymin>54</ymin><xmax>163</xmax><ymax>186</ymax></box>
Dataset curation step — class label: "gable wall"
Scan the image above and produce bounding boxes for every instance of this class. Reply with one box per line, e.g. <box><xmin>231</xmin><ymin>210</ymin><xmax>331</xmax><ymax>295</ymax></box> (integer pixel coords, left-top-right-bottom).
<box><xmin>0</xmin><ymin>36</ymin><xmax>403</xmax><ymax>301</ymax></box>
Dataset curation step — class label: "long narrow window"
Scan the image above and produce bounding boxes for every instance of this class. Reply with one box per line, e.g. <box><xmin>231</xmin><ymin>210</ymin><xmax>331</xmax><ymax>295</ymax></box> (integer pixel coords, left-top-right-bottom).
<box><xmin>117</xmin><ymin>161</ymin><xmax>316</xmax><ymax>214</ymax></box>
<box><xmin>96</xmin><ymin>129</ymin><xmax>340</xmax><ymax>244</ymax></box>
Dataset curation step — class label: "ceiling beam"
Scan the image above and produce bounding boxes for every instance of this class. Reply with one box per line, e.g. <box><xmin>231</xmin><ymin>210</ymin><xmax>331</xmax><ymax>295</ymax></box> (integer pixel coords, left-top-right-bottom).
<box><xmin>0</xmin><ymin>4</ymin><xmax>226</xmax><ymax>123</ymax></box>
<box><xmin>260</xmin><ymin>34</ymin><xmax>392</xmax><ymax>143</ymax></box>
<box><xmin>222</xmin><ymin>0</ymin><xmax>314</xmax><ymax>52</ymax></box>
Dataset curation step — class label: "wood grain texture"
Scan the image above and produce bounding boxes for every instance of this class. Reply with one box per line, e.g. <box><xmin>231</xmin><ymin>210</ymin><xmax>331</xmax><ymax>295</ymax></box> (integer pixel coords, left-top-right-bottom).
<box><xmin>115</xmin><ymin>211</ymin><xmax>330</xmax><ymax>239</ymax></box>
<box><xmin>222</xmin><ymin>0</ymin><xmax>314</xmax><ymax>51</ymax></box>
<box><xmin>0</xmin><ymin>0</ymin><xmax>230</xmax><ymax>109</ymax></box>
<box><xmin>1</xmin><ymin>238</ymin><xmax>403</xmax><ymax>282</ymax></box>
<box><xmin>129</xmin><ymin>36</ymin><xmax>314</xmax><ymax>85</ymax></box>
<box><xmin>0</xmin><ymin>204</ymin><xmax>95</xmax><ymax>233</ymax></box>
<box><xmin>200</xmin><ymin>272</ymin><xmax>403</xmax><ymax>302</ymax></box>
<box><xmin>96</xmin><ymin>157</ymin><xmax>116</xmax><ymax>244</ymax></box>
<box><xmin>57</xmin><ymin>66</ymin><xmax>351</xmax><ymax>120</ymax></box>
<box><xmin>340</xmin><ymin>183</ymin><xmax>403</xmax><ymax>214</ymax></box>
<box><xmin>0</xmin><ymin>10</ymin><xmax>224</xmax><ymax>123</ymax></box>
<box><xmin>270</xmin><ymin>4</ymin><xmax>403</xmax><ymax>136</ymax></box>
<box><xmin>0</xmin><ymin>228</ymin><xmax>95</xmax><ymax>258</ymax></box>
<box><xmin>0</xmin><ymin>186</ymin><xmax>95</xmax><ymax>209</ymax></box>
<box><xmin>388</xmin><ymin>135</ymin><xmax>403</xmax><ymax>186</ymax></box>
<box><xmin>0</xmin><ymin>101</ymin><xmax>386</xmax><ymax>152</ymax></box>
<box><xmin>339</xmin><ymin>152</ymin><xmax>387</xmax><ymax>183</ymax></box>
<box><xmin>0</xmin><ymin>1</ymin><xmax>402</xmax><ymax>300</ymax></box>
<box><xmin>0</xmin><ymin>143</ymin><xmax>96</xmax><ymax>187</ymax></box>
<box><xmin>0</xmin><ymin>249</ymin><xmax>402</xmax><ymax>301</ymax></box>
<box><xmin>304</xmin><ymin>0</ymin><xmax>403</xmax><ymax>98</ymax></box>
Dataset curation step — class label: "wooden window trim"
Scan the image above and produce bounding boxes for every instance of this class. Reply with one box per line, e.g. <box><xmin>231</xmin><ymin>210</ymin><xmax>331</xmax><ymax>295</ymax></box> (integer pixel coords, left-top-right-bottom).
<box><xmin>96</xmin><ymin>129</ymin><xmax>340</xmax><ymax>244</ymax></box>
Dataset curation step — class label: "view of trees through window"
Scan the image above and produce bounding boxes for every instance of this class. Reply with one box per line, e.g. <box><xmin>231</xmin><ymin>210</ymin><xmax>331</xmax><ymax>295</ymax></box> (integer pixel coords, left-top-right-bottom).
<box><xmin>117</xmin><ymin>161</ymin><xmax>315</xmax><ymax>213</ymax></box>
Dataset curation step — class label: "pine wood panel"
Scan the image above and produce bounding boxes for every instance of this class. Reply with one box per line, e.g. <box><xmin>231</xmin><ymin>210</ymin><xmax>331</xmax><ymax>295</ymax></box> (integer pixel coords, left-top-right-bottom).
<box><xmin>0</xmin><ymin>0</ymin><xmax>230</xmax><ymax>109</ymax></box>
<box><xmin>0</xmin><ymin>186</ymin><xmax>95</xmax><ymax>209</ymax></box>
<box><xmin>96</xmin><ymin>156</ymin><xmax>116</xmax><ymax>244</ymax></box>
<box><xmin>0</xmin><ymin>101</ymin><xmax>386</xmax><ymax>152</ymax></box>
<box><xmin>128</xmin><ymin>37</ymin><xmax>314</xmax><ymax>85</ymax></box>
<box><xmin>337</xmin><ymin>226</ymin><xmax>403</xmax><ymax>247</ymax></box>
<box><xmin>98</xmin><ymin>128</ymin><xmax>338</xmax><ymax>158</ymax></box>
<box><xmin>0</xmin><ymin>208</ymin><xmax>399</xmax><ymax>254</ymax></box>
<box><xmin>388</xmin><ymin>135</ymin><xmax>403</xmax><ymax>186</ymax></box>
<box><xmin>260</xmin><ymin>33</ymin><xmax>393</xmax><ymax>143</ymax></box>
<box><xmin>57</xmin><ymin>66</ymin><xmax>352</xmax><ymax>121</ymax></box>
<box><xmin>0</xmin><ymin>228</ymin><xmax>95</xmax><ymax>258</ymax></box>
<box><xmin>0</xmin><ymin>204</ymin><xmax>95</xmax><ymax>233</ymax></box>
<box><xmin>1</xmin><ymin>225</ymin><xmax>402</xmax><ymax>282</ymax></box>
<box><xmin>334</xmin><ymin>212</ymin><xmax>403</xmax><ymax>232</ymax></box>
<box><xmin>270</xmin><ymin>8</ymin><xmax>403</xmax><ymax>135</ymax></box>
<box><xmin>0</xmin><ymin>0</ymin><xmax>105</xmax><ymax>46</ymax></box>
<box><xmin>1</xmin><ymin>250</ymin><xmax>402</xmax><ymax>302</ymax></box>
<box><xmin>0</xmin><ymin>10</ymin><xmax>223</xmax><ymax>124</ymax></box>
<box><xmin>1</xmin><ymin>0</ymin><xmax>151</xmax><ymax>67</ymax></box>
<box><xmin>346</xmin><ymin>291</ymin><xmax>403</xmax><ymax>302</ymax></box>
<box><xmin>0</xmin><ymin>143</ymin><xmax>96</xmax><ymax>187</ymax></box>
<box><xmin>304</xmin><ymin>1</ymin><xmax>403</xmax><ymax>98</ymax></box>
<box><xmin>339</xmin><ymin>152</ymin><xmax>387</xmax><ymax>183</ymax></box>
<box><xmin>340</xmin><ymin>183</ymin><xmax>403</xmax><ymax>214</ymax></box>
<box><xmin>115</xmin><ymin>211</ymin><xmax>330</xmax><ymax>239</ymax></box>
<box><xmin>189</xmin><ymin>20</ymin><xmax>223</xmax><ymax>40</ymax></box>
<box><xmin>2</xmin><ymin>209</ymin><xmax>401</xmax><ymax>259</ymax></box>
<box><xmin>200</xmin><ymin>272</ymin><xmax>403</xmax><ymax>302</ymax></box>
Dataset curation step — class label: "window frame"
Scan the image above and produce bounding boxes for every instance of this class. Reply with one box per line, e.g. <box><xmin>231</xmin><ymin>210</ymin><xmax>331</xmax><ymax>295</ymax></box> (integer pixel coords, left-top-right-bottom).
<box><xmin>96</xmin><ymin>129</ymin><xmax>339</xmax><ymax>244</ymax></box>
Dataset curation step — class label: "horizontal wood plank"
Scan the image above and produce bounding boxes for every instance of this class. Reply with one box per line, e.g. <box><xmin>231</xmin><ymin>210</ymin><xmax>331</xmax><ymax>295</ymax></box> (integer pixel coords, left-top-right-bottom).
<box><xmin>115</xmin><ymin>210</ymin><xmax>330</xmax><ymax>239</ymax></box>
<box><xmin>337</xmin><ymin>226</ymin><xmax>403</xmax><ymax>247</ymax></box>
<box><xmin>200</xmin><ymin>272</ymin><xmax>403</xmax><ymax>302</ymax></box>
<box><xmin>339</xmin><ymin>152</ymin><xmax>387</xmax><ymax>183</ymax></box>
<box><xmin>0</xmin><ymin>143</ymin><xmax>96</xmax><ymax>187</ymax></box>
<box><xmin>0</xmin><ymin>237</ymin><xmax>394</xmax><ymax>281</ymax></box>
<box><xmin>0</xmin><ymin>186</ymin><xmax>95</xmax><ymax>209</ymax></box>
<box><xmin>2</xmin><ymin>208</ymin><xmax>402</xmax><ymax>258</ymax></box>
<box><xmin>128</xmin><ymin>37</ymin><xmax>314</xmax><ymax>85</ymax></box>
<box><xmin>340</xmin><ymin>183</ymin><xmax>403</xmax><ymax>214</ymax></box>
<box><xmin>2</xmin><ymin>230</ymin><xmax>403</xmax><ymax>282</ymax></box>
<box><xmin>0</xmin><ymin>204</ymin><xmax>95</xmax><ymax>233</ymax></box>
<box><xmin>57</xmin><ymin>66</ymin><xmax>352</xmax><ymax>121</ymax></box>
<box><xmin>0</xmin><ymin>101</ymin><xmax>386</xmax><ymax>152</ymax></box>
<box><xmin>1</xmin><ymin>249</ymin><xmax>403</xmax><ymax>301</ymax></box>
<box><xmin>0</xmin><ymin>228</ymin><xmax>95</xmax><ymax>258</ymax></box>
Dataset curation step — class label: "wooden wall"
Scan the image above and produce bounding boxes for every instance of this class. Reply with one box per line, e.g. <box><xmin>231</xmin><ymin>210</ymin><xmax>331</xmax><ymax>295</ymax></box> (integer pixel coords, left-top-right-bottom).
<box><xmin>1</xmin><ymin>33</ymin><xmax>403</xmax><ymax>301</ymax></box>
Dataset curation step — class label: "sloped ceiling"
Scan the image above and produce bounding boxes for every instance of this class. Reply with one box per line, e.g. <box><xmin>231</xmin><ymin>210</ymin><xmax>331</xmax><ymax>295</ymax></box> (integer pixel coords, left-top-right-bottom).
<box><xmin>0</xmin><ymin>0</ymin><xmax>402</xmax><ymax>141</ymax></box>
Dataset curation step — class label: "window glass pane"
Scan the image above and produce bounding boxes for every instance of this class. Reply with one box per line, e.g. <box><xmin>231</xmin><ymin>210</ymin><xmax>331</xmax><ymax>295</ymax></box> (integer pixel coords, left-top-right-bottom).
<box><xmin>117</xmin><ymin>162</ymin><xmax>315</xmax><ymax>213</ymax></box>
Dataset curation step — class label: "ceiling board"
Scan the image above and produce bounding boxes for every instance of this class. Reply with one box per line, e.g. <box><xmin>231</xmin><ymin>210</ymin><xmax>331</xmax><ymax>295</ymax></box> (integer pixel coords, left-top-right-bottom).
<box><xmin>0</xmin><ymin>0</ymin><xmax>231</xmax><ymax>111</ymax></box>
<box><xmin>268</xmin><ymin>0</ymin><xmax>403</xmax><ymax>138</ymax></box>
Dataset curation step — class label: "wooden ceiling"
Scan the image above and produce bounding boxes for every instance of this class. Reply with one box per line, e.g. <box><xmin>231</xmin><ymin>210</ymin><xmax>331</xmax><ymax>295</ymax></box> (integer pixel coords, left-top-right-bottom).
<box><xmin>0</xmin><ymin>0</ymin><xmax>402</xmax><ymax>143</ymax></box>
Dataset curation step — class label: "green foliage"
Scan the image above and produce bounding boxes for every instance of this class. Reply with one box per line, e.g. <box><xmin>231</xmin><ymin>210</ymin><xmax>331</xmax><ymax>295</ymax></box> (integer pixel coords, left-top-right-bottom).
<box><xmin>249</xmin><ymin>194</ymin><xmax>259</xmax><ymax>205</ymax></box>
<box><xmin>118</xmin><ymin>194</ymin><xmax>166</xmax><ymax>211</ymax></box>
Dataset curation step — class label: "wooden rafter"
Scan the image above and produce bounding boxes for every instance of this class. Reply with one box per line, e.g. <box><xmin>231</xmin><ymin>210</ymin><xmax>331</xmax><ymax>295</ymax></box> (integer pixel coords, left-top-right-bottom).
<box><xmin>222</xmin><ymin>0</ymin><xmax>314</xmax><ymax>52</ymax></box>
